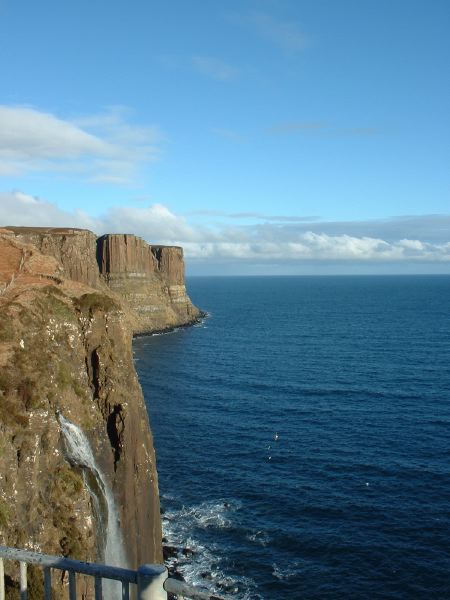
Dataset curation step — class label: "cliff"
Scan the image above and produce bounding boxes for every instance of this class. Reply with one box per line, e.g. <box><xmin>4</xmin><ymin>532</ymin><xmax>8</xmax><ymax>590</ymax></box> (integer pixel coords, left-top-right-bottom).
<box><xmin>6</xmin><ymin>228</ymin><xmax>201</xmax><ymax>334</ymax></box>
<box><xmin>97</xmin><ymin>234</ymin><xmax>200</xmax><ymax>333</ymax></box>
<box><xmin>0</xmin><ymin>227</ymin><xmax>200</xmax><ymax>597</ymax></box>
<box><xmin>4</xmin><ymin>227</ymin><xmax>102</xmax><ymax>289</ymax></box>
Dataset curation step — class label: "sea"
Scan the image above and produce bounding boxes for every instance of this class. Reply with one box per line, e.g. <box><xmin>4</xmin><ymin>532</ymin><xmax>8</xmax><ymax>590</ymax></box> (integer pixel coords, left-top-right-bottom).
<box><xmin>133</xmin><ymin>275</ymin><xmax>450</xmax><ymax>600</ymax></box>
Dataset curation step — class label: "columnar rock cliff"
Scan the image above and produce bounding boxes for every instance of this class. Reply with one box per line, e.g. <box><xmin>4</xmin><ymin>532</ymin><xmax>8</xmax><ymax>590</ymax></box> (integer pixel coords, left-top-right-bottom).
<box><xmin>97</xmin><ymin>234</ymin><xmax>199</xmax><ymax>333</ymax></box>
<box><xmin>0</xmin><ymin>227</ymin><xmax>200</xmax><ymax>598</ymax></box>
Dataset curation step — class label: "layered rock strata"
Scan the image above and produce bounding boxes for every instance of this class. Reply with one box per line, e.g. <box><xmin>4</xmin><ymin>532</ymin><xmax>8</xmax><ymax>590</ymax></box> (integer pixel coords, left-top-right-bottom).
<box><xmin>97</xmin><ymin>234</ymin><xmax>200</xmax><ymax>333</ymax></box>
<box><xmin>0</xmin><ymin>227</ymin><xmax>199</xmax><ymax>598</ymax></box>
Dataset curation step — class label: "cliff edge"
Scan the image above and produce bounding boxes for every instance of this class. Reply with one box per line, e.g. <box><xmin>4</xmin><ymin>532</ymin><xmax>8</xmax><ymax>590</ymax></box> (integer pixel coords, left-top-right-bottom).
<box><xmin>0</xmin><ymin>227</ymin><xmax>200</xmax><ymax>597</ymax></box>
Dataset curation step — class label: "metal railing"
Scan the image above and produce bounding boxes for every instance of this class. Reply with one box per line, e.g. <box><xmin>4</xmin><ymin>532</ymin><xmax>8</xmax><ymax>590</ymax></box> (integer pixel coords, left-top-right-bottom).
<box><xmin>0</xmin><ymin>546</ymin><xmax>224</xmax><ymax>600</ymax></box>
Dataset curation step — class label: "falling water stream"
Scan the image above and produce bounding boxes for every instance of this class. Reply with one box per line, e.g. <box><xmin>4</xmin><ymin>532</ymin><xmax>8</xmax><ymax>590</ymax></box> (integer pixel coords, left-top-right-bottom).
<box><xmin>58</xmin><ymin>414</ymin><xmax>127</xmax><ymax>597</ymax></box>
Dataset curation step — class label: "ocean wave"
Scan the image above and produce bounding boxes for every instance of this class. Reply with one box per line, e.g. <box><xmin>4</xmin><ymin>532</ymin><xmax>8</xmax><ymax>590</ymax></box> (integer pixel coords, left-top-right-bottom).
<box><xmin>162</xmin><ymin>499</ymin><xmax>260</xmax><ymax>599</ymax></box>
<box><xmin>164</xmin><ymin>499</ymin><xmax>241</xmax><ymax>533</ymax></box>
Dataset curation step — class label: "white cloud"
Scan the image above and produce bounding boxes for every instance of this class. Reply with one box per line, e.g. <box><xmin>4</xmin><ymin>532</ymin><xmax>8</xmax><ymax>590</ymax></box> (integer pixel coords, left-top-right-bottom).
<box><xmin>0</xmin><ymin>106</ymin><xmax>111</xmax><ymax>159</ymax></box>
<box><xmin>100</xmin><ymin>204</ymin><xmax>202</xmax><ymax>242</ymax></box>
<box><xmin>0</xmin><ymin>105</ymin><xmax>162</xmax><ymax>184</ymax></box>
<box><xmin>73</xmin><ymin>105</ymin><xmax>163</xmax><ymax>152</ymax></box>
<box><xmin>0</xmin><ymin>191</ymin><xmax>95</xmax><ymax>228</ymax></box>
<box><xmin>398</xmin><ymin>239</ymin><xmax>425</xmax><ymax>251</ymax></box>
<box><xmin>1</xmin><ymin>192</ymin><xmax>449</xmax><ymax>269</ymax></box>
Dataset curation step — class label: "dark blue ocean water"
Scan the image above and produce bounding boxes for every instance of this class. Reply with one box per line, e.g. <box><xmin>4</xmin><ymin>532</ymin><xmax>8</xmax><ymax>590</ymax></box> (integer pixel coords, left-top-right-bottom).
<box><xmin>133</xmin><ymin>276</ymin><xmax>450</xmax><ymax>600</ymax></box>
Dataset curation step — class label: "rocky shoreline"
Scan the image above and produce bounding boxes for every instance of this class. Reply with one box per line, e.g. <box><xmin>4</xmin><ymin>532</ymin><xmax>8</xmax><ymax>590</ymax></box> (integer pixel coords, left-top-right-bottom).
<box><xmin>133</xmin><ymin>311</ymin><xmax>208</xmax><ymax>339</ymax></box>
<box><xmin>160</xmin><ymin>499</ymin><xmax>237</xmax><ymax>600</ymax></box>
<box><xmin>162</xmin><ymin>541</ymin><xmax>227</xmax><ymax>600</ymax></box>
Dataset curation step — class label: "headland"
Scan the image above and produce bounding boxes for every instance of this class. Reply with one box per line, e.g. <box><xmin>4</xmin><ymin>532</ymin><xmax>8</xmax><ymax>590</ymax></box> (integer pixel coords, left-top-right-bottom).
<box><xmin>0</xmin><ymin>226</ymin><xmax>201</xmax><ymax>597</ymax></box>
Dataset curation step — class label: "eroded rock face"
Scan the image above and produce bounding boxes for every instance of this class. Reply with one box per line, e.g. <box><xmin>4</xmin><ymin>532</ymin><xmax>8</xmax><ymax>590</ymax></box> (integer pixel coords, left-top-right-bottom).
<box><xmin>0</xmin><ymin>229</ymin><xmax>176</xmax><ymax>597</ymax></box>
<box><xmin>97</xmin><ymin>234</ymin><xmax>200</xmax><ymax>333</ymax></box>
<box><xmin>5</xmin><ymin>227</ymin><xmax>102</xmax><ymax>289</ymax></box>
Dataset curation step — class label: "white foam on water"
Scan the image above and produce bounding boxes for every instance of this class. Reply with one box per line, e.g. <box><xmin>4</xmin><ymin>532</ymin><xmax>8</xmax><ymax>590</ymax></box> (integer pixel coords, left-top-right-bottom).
<box><xmin>162</xmin><ymin>499</ymin><xmax>261</xmax><ymax>599</ymax></box>
<box><xmin>152</xmin><ymin>327</ymin><xmax>180</xmax><ymax>337</ymax></box>
<box><xmin>161</xmin><ymin>492</ymin><xmax>176</xmax><ymax>502</ymax></box>
<box><xmin>180</xmin><ymin>501</ymin><xmax>234</xmax><ymax>529</ymax></box>
<box><xmin>246</xmin><ymin>529</ymin><xmax>271</xmax><ymax>547</ymax></box>
<box><xmin>271</xmin><ymin>561</ymin><xmax>300</xmax><ymax>581</ymax></box>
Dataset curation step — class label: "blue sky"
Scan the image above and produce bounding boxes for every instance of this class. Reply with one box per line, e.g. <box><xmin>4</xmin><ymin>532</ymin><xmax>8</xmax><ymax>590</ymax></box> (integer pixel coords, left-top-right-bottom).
<box><xmin>0</xmin><ymin>0</ymin><xmax>449</xmax><ymax>273</ymax></box>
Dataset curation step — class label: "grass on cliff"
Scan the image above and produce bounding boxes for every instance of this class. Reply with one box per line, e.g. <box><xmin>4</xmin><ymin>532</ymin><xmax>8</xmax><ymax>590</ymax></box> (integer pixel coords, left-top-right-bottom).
<box><xmin>0</xmin><ymin>373</ymin><xmax>36</xmax><ymax>427</ymax></box>
<box><xmin>74</xmin><ymin>293</ymin><xmax>118</xmax><ymax>316</ymax></box>
<box><xmin>0</xmin><ymin>318</ymin><xmax>14</xmax><ymax>342</ymax></box>
<box><xmin>41</xmin><ymin>286</ymin><xmax>75</xmax><ymax>321</ymax></box>
<box><xmin>49</xmin><ymin>464</ymin><xmax>86</xmax><ymax>559</ymax></box>
<box><xmin>0</xmin><ymin>287</ymin><xmax>79</xmax><ymax>426</ymax></box>
<box><xmin>0</xmin><ymin>497</ymin><xmax>10</xmax><ymax>528</ymax></box>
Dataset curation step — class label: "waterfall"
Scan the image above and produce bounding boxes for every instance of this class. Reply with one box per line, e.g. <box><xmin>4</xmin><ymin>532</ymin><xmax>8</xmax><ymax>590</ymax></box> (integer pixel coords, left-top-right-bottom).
<box><xmin>58</xmin><ymin>414</ymin><xmax>127</xmax><ymax>596</ymax></box>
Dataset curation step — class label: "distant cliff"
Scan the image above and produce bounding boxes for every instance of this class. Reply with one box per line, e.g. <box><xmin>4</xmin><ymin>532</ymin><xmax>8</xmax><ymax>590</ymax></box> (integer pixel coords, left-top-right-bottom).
<box><xmin>0</xmin><ymin>227</ymin><xmax>200</xmax><ymax>597</ymax></box>
<box><xmin>4</xmin><ymin>227</ymin><xmax>201</xmax><ymax>334</ymax></box>
<box><xmin>97</xmin><ymin>233</ymin><xmax>200</xmax><ymax>333</ymax></box>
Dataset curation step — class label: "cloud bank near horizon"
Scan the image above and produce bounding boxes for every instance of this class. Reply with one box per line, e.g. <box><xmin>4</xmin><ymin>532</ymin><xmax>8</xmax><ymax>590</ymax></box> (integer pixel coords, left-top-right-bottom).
<box><xmin>1</xmin><ymin>191</ymin><xmax>449</xmax><ymax>272</ymax></box>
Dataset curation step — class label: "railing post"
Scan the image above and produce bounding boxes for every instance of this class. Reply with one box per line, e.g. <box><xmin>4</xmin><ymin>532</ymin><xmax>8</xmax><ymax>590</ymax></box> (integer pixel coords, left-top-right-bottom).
<box><xmin>68</xmin><ymin>570</ymin><xmax>76</xmax><ymax>600</ymax></box>
<box><xmin>19</xmin><ymin>561</ymin><xmax>27</xmax><ymax>600</ymax></box>
<box><xmin>137</xmin><ymin>565</ymin><xmax>167</xmax><ymax>600</ymax></box>
<box><xmin>44</xmin><ymin>568</ymin><xmax>52</xmax><ymax>600</ymax></box>
<box><xmin>0</xmin><ymin>558</ymin><xmax>4</xmax><ymax>600</ymax></box>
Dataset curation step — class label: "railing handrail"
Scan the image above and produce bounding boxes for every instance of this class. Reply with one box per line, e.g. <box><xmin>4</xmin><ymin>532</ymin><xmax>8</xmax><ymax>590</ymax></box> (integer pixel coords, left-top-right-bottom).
<box><xmin>0</xmin><ymin>545</ymin><xmax>140</xmax><ymax>583</ymax></box>
<box><xmin>0</xmin><ymin>545</ymin><xmax>227</xmax><ymax>600</ymax></box>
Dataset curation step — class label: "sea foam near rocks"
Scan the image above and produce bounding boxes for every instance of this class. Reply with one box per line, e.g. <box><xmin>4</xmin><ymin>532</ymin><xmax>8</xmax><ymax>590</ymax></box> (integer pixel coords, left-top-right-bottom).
<box><xmin>162</xmin><ymin>498</ymin><xmax>260</xmax><ymax>599</ymax></box>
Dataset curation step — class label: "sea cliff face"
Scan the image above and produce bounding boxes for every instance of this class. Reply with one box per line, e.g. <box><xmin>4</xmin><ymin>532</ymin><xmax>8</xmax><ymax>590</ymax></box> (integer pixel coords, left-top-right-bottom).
<box><xmin>5</xmin><ymin>228</ymin><xmax>201</xmax><ymax>333</ymax></box>
<box><xmin>97</xmin><ymin>233</ymin><xmax>200</xmax><ymax>333</ymax></box>
<box><xmin>0</xmin><ymin>227</ymin><xmax>199</xmax><ymax>597</ymax></box>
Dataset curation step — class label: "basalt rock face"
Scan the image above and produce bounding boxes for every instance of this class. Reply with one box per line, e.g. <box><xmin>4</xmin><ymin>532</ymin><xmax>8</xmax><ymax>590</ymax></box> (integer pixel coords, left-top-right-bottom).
<box><xmin>97</xmin><ymin>234</ymin><xmax>200</xmax><ymax>333</ymax></box>
<box><xmin>0</xmin><ymin>228</ymin><xmax>188</xmax><ymax>598</ymax></box>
